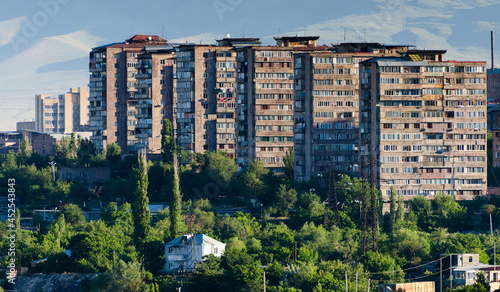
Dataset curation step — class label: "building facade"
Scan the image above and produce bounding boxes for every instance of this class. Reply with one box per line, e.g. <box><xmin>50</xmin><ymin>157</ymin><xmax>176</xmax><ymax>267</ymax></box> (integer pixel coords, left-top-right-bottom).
<box><xmin>134</xmin><ymin>45</ymin><xmax>176</xmax><ymax>153</ymax></box>
<box><xmin>35</xmin><ymin>87</ymin><xmax>89</xmax><ymax>134</ymax></box>
<box><xmin>16</xmin><ymin>121</ymin><xmax>35</xmax><ymax>131</ymax></box>
<box><xmin>164</xmin><ymin>234</ymin><xmax>225</xmax><ymax>272</ymax></box>
<box><xmin>293</xmin><ymin>43</ymin><xmax>416</xmax><ymax>182</ymax></box>
<box><xmin>89</xmin><ymin>35</ymin><xmax>168</xmax><ymax>153</ymax></box>
<box><xmin>360</xmin><ymin>52</ymin><xmax>487</xmax><ymax>200</ymax></box>
<box><xmin>235</xmin><ymin>36</ymin><xmax>322</xmax><ymax>174</ymax></box>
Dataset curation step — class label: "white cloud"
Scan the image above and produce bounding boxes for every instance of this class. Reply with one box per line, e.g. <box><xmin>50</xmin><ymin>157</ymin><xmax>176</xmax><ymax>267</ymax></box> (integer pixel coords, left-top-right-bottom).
<box><xmin>0</xmin><ymin>30</ymin><xmax>102</xmax><ymax>131</ymax></box>
<box><xmin>417</xmin><ymin>0</ymin><xmax>500</xmax><ymax>10</ymax></box>
<box><xmin>0</xmin><ymin>30</ymin><xmax>101</xmax><ymax>76</ymax></box>
<box><xmin>0</xmin><ymin>17</ymin><xmax>24</xmax><ymax>47</ymax></box>
<box><xmin>473</xmin><ymin>21</ymin><xmax>498</xmax><ymax>32</ymax></box>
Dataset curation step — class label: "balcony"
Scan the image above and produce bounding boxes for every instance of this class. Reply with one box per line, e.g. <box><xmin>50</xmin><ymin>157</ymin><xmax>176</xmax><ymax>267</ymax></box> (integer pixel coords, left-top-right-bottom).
<box><xmin>135</xmin><ymin>83</ymin><xmax>151</xmax><ymax>89</ymax></box>
<box><xmin>136</xmin><ymin>113</ymin><xmax>151</xmax><ymax>119</ymax></box>
<box><xmin>135</xmin><ymin>133</ymin><xmax>151</xmax><ymax>139</ymax></box>
<box><xmin>135</xmin><ymin>93</ymin><xmax>150</xmax><ymax>99</ymax></box>
<box><xmin>135</xmin><ymin>73</ymin><xmax>152</xmax><ymax>79</ymax></box>
<box><xmin>135</xmin><ymin>123</ymin><xmax>152</xmax><ymax>129</ymax></box>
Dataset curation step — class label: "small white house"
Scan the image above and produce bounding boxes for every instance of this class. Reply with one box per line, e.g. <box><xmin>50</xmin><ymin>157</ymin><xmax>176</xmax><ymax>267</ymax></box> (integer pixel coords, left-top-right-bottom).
<box><xmin>164</xmin><ymin>234</ymin><xmax>225</xmax><ymax>272</ymax></box>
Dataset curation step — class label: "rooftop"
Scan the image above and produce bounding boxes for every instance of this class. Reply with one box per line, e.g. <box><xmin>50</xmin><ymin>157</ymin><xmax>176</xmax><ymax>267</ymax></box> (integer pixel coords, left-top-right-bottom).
<box><xmin>92</xmin><ymin>35</ymin><xmax>168</xmax><ymax>50</ymax></box>
<box><xmin>166</xmin><ymin>234</ymin><xmax>225</xmax><ymax>247</ymax></box>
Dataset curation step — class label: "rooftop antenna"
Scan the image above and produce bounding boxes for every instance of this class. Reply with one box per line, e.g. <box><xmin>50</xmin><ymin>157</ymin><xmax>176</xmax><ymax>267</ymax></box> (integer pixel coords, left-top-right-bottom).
<box><xmin>344</xmin><ymin>28</ymin><xmax>346</xmax><ymax>42</ymax></box>
<box><xmin>162</xmin><ymin>25</ymin><xmax>165</xmax><ymax>39</ymax></box>
<box><xmin>363</xmin><ymin>29</ymin><xmax>367</xmax><ymax>42</ymax></box>
<box><xmin>242</xmin><ymin>30</ymin><xmax>245</xmax><ymax>38</ymax></box>
<box><xmin>200</xmin><ymin>34</ymin><xmax>203</xmax><ymax>45</ymax></box>
<box><xmin>492</xmin><ymin>31</ymin><xmax>495</xmax><ymax>70</ymax></box>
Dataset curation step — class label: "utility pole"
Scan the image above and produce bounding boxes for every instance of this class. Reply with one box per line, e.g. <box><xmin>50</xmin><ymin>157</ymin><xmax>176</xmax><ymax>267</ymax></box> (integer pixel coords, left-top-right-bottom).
<box><xmin>491</xmin><ymin>213</ymin><xmax>493</xmax><ymax>236</ymax></box>
<box><xmin>450</xmin><ymin>254</ymin><xmax>452</xmax><ymax>290</ymax></box>
<box><xmin>263</xmin><ymin>271</ymin><xmax>266</xmax><ymax>292</ymax></box>
<box><xmin>440</xmin><ymin>257</ymin><xmax>443</xmax><ymax>292</ymax></box>
<box><xmin>367</xmin><ymin>278</ymin><xmax>370</xmax><ymax>292</ymax></box>
<box><xmin>345</xmin><ymin>271</ymin><xmax>348</xmax><ymax>292</ymax></box>
<box><xmin>356</xmin><ymin>272</ymin><xmax>358</xmax><ymax>292</ymax></box>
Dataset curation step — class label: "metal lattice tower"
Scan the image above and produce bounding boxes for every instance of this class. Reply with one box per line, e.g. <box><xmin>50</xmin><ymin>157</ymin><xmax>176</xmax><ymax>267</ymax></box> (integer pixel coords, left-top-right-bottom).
<box><xmin>324</xmin><ymin>160</ymin><xmax>342</xmax><ymax>230</ymax></box>
<box><xmin>360</xmin><ymin>156</ymin><xmax>369</xmax><ymax>254</ymax></box>
<box><xmin>185</xmin><ymin>233</ymin><xmax>198</xmax><ymax>273</ymax></box>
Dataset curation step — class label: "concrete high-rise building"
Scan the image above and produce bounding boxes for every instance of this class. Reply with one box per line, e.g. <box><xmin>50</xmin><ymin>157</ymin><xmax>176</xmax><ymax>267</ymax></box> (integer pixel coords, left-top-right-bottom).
<box><xmin>359</xmin><ymin>51</ymin><xmax>487</xmax><ymax>200</ymax></box>
<box><xmin>134</xmin><ymin>45</ymin><xmax>176</xmax><ymax>153</ymax></box>
<box><xmin>16</xmin><ymin>121</ymin><xmax>35</xmax><ymax>132</ymax></box>
<box><xmin>234</xmin><ymin>36</ymin><xmax>323</xmax><ymax>174</ymax></box>
<box><xmin>35</xmin><ymin>87</ymin><xmax>89</xmax><ymax>133</ymax></box>
<box><xmin>293</xmin><ymin>43</ymin><xmax>414</xmax><ymax>182</ymax></box>
<box><xmin>174</xmin><ymin>43</ymin><xmax>241</xmax><ymax>157</ymax></box>
<box><xmin>89</xmin><ymin>35</ymin><xmax>168</xmax><ymax>153</ymax></box>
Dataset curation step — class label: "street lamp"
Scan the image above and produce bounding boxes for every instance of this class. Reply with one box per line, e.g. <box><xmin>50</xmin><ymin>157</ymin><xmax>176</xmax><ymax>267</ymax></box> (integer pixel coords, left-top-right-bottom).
<box><xmin>48</xmin><ymin>161</ymin><xmax>56</xmax><ymax>181</ymax></box>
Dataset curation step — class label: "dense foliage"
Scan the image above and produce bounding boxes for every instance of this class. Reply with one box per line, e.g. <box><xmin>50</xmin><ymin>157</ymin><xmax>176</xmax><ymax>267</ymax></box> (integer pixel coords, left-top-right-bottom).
<box><xmin>1</xmin><ymin>136</ymin><xmax>500</xmax><ymax>291</ymax></box>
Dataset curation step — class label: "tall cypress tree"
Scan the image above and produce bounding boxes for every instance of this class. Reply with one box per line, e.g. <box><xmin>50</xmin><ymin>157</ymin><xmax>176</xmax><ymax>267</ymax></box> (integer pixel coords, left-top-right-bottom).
<box><xmin>170</xmin><ymin>154</ymin><xmax>182</xmax><ymax>240</ymax></box>
<box><xmin>161</xmin><ymin>119</ymin><xmax>176</xmax><ymax>164</ymax></box>
<box><xmin>133</xmin><ymin>151</ymin><xmax>150</xmax><ymax>249</ymax></box>
<box><xmin>389</xmin><ymin>186</ymin><xmax>397</xmax><ymax>231</ymax></box>
<box><xmin>161</xmin><ymin>118</ymin><xmax>183</xmax><ymax>239</ymax></box>
<box><xmin>396</xmin><ymin>194</ymin><xmax>405</xmax><ymax>223</ymax></box>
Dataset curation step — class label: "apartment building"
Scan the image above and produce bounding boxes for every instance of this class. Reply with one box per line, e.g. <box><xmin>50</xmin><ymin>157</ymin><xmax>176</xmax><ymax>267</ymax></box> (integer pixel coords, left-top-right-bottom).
<box><xmin>35</xmin><ymin>87</ymin><xmax>89</xmax><ymax>133</ymax></box>
<box><xmin>16</xmin><ymin>121</ymin><xmax>35</xmax><ymax>131</ymax></box>
<box><xmin>359</xmin><ymin>51</ymin><xmax>487</xmax><ymax>200</ymax></box>
<box><xmin>293</xmin><ymin>43</ymin><xmax>415</xmax><ymax>182</ymax></box>
<box><xmin>233</xmin><ymin>36</ymin><xmax>321</xmax><ymax>173</ymax></box>
<box><xmin>488</xmin><ymin>68</ymin><xmax>500</xmax><ymax>102</ymax></box>
<box><xmin>134</xmin><ymin>45</ymin><xmax>176</xmax><ymax>153</ymax></box>
<box><xmin>174</xmin><ymin>41</ymin><xmax>249</xmax><ymax>157</ymax></box>
<box><xmin>89</xmin><ymin>35</ymin><xmax>168</xmax><ymax>153</ymax></box>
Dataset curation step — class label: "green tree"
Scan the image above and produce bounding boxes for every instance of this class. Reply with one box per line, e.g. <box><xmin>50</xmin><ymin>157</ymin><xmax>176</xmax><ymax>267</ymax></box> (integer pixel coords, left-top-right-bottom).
<box><xmin>391</xmin><ymin>228</ymin><xmax>430</xmax><ymax>260</ymax></box>
<box><xmin>408</xmin><ymin>196</ymin><xmax>433</xmax><ymax>230</ymax></box>
<box><xmin>106</xmin><ymin>142</ymin><xmax>121</xmax><ymax>166</ymax></box>
<box><xmin>91</xmin><ymin>260</ymin><xmax>146</xmax><ymax>292</ymax></box>
<box><xmin>76</xmin><ymin>137</ymin><xmax>95</xmax><ymax>166</ymax></box>
<box><xmin>56</xmin><ymin>203</ymin><xmax>86</xmax><ymax>227</ymax></box>
<box><xmin>161</xmin><ymin>119</ymin><xmax>176</xmax><ymax>164</ymax></box>
<box><xmin>221</xmin><ymin>248</ymin><xmax>264</xmax><ymax>292</ymax></box>
<box><xmin>132</xmin><ymin>152</ymin><xmax>150</xmax><ymax>249</ymax></box>
<box><xmin>53</xmin><ymin>133</ymin><xmax>78</xmax><ymax>166</ymax></box>
<box><xmin>170</xmin><ymin>155</ymin><xmax>182</xmax><ymax>240</ymax></box>
<box><xmin>361</xmin><ymin>251</ymin><xmax>404</xmax><ymax>282</ymax></box>
<box><xmin>389</xmin><ymin>186</ymin><xmax>397</xmax><ymax>232</ymax></box>
<box><xmin>244</xmin><ymin>160</ymin><xmax>269</xmax><ymax>199</ymax></box>
<box><xmin>396</xmin><ymin>194</ymin><xmax>405</xmax><ymax>224</ymax></box>
<box><xmin>291</xmin><ymin>191</ymin><xmax>325</xmax><ymax>228</ymax></box>
<box><xmin>188</xmin><ymin>255</ymin><xmax>224</xmax><ymax>292</ymax></box>
<box><xmin>182</xmin><ymin>151</ymin><xmax>238</xmax><ymax>199</ymax></box>
<box><xmin>69</xmin><ymin>229</ymin><xmax>125</xmax><ymax>272</ymax></box>
<box><xmin>18</xmin><ymin>137</ymin><xmax>32</xmax><ymax>165</ymax></box>
<box><xmin>275</xmin><ymin>184</ymin><xmax>297</xmax><ymax>217</ymax></box>
<box><xmin>432</xmin><ymin>193</ymin><xmax>468</xmax><ymax>231</ymax></box>
<box><xmin>284</xmin><ymin>147</ymin><xmax>294</xmax><ymax>181</ymax></box>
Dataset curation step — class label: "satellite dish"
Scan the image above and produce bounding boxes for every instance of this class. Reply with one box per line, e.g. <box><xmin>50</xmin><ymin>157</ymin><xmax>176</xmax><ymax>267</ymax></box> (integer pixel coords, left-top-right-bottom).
<box><xmin>227</xmin><ymin>34</ymin><xmax>230</xmax><ymax>38</ymax></box>
<box><xmin>149</xmin><ymin>36</ymin><xmax>152</xmax><ymax>41</ymax></box>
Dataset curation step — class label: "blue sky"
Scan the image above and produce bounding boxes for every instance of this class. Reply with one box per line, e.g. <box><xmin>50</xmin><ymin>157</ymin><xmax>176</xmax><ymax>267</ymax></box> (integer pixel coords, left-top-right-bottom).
<box><xmin>0</xmin><ymin>0</ymin><xmax>499</xmax><ymax>131</ymax></box>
